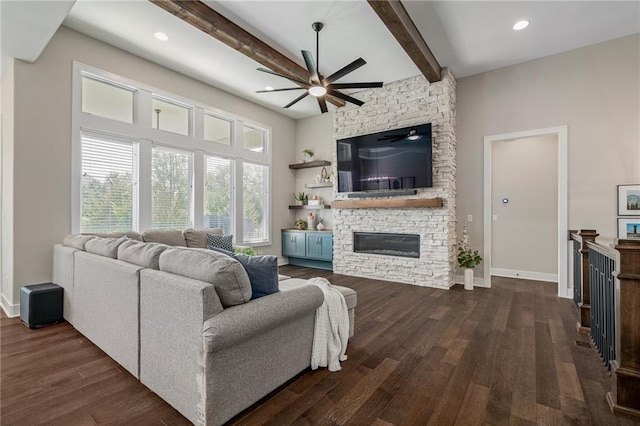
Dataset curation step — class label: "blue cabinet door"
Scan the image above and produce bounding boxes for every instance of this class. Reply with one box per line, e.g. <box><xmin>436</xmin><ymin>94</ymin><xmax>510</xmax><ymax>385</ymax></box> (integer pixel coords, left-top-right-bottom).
<box><xmin>282</xmin><ymin>231</ymin><xmax>306</xmax><ymax>258</ymax></box>
<box><xmin>306</xmin><ymin>233</ymin><xmax>333</xmax><ymax>261</ymax></box>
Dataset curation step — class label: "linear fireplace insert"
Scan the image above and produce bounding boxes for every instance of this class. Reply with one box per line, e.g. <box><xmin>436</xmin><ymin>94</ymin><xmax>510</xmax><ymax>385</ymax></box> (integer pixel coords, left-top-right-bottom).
<box><xmin>353</xmin><ymin>232</ymin><xmax>420</xmax><ymax>258</ymax></box>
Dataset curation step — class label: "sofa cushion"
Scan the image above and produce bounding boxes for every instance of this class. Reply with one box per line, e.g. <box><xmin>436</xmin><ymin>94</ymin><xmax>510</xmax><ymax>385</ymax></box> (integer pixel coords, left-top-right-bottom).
<box><xmin>233</xmin><ymin>254</ymin><xmax>280</xmax><ymax>299</ymax></box>
<box><xmin>184</xmin><ymin>228</ymin><xmax>223</xmax><ymax>248</ymax></box>
<box><xmin>83</xmin><ymin>231</ymin><xmax>143</xmax><ymax>241</ymax></box>
<box><xmin>159</xmin><ymin>248</ymin><xmax>251</xmax><ymax>308</ymax></box>
<box><xmin>142</xmin><ymin>229</ymin><xmax>187</xmax><ymax>246</ymax></box>
<box><xmin>118</xmin><ymin>240</ymin><xmax>169</xmax><ymax>269</ymax></box>
<box><xmin>84</xmin><ymin>236</ymin><xmax>129</xmax><ymax>259</ymax></box>
<box><xmin>206</xmin><ymin>234</ymin><xmax>233</xmax><ymax>252</ymax></box>
<box><xmin>63</xmin><ymin>234</ymin><xmax>96</xmax><ymax>250</ymax></box>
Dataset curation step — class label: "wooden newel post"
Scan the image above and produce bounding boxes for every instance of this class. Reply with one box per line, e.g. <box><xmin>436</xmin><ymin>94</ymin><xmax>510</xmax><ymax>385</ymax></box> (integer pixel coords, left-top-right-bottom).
<box><xmin>577</xmin><ymin>229</ymin><xmax>599</xmax><ymax>334</ymax></box>
<box><xmin>607</xmin><ymin>238</ymin><xmax>640</xmax><ymax>419</ymax></box>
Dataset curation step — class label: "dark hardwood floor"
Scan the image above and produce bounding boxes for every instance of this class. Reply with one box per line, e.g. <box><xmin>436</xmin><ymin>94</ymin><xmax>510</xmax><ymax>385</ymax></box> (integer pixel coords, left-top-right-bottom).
<box><xmin>1</xmin><ymin>268</ymin><xmax>637</xmax><ymax>425</ymax></box>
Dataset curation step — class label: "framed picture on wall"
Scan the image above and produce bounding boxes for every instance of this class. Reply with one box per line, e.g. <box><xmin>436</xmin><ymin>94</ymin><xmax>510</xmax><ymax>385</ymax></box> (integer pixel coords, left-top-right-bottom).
<box><xmin>618</xmin><ymin>218</ymin><xmax>640</xmax><ymax>240</ymax></box>
<box><xmin>617</xmin><ymin>184</ymin><xmax>640</xmax><ymax>215</ymax></box>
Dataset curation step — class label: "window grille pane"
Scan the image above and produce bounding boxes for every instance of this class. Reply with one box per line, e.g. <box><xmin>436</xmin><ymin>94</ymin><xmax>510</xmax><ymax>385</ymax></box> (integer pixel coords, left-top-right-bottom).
<box><xmin>82</xmin><ymin>76</ymin><xmax>134</xmax><ymax>123</ymax></box>
<box><xmin>152</xmin><ymin>147</ymin><xmax>193</xmax><ymax>229</ymax></box>
<box><xmin>152</xmin><ymin>97</ymin><xmax>190</xmax><ymax>136</ymax></box>
<box><xmin>81</xmin><ymin>134</ymin><xmax>136</xmax><ymax>233</ymax></box>
<box><xmin>204</xmin><ymin>114</ymin><xmax>232</xmax><ymax>145</ymax></box>
<box><xmin>243</xmin><ymin>126</ymin><xmax>265</xmax><ymax>153</ymax></box>
<box><xmin>243</xmin><ymin>162</ymin><xmax>268</xmax><ymax>242</ymax></box>
<box><xmin>204</xmin><ymin>156</ymin><xmax>232</xmax><ymax>235</ymax></box>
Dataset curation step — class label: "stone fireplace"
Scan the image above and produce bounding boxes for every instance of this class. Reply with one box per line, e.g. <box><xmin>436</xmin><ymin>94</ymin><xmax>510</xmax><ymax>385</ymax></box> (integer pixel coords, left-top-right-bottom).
<box><xmin>332</xmin><ymin>72</ymin><xmax>456</xmax><ymax>289</ymax></box>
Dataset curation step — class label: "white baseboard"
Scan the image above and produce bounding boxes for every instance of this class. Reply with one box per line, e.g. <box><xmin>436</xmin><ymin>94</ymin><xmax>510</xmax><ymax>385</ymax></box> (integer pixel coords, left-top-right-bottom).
<box><xmin>491</xmin><ymin>268</ymin><xmax>558</xmax><ymax>283</ymax></box>
<box><xmin>454</xmin><ymin>275</ymin><xmax>487</xmax><ymax>288</ymax></box>
<box><xmin>1</xmin><ymin>294</ymin><xmax>20</xmax><ymax>318</ymax></box>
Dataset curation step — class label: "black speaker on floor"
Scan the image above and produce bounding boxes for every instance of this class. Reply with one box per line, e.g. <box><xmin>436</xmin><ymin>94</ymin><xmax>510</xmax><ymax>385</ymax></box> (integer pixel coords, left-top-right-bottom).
<box><xmin>20</xmin><ymin>283</ymin><xmax>63</xmax><ymax>329</ymax></box>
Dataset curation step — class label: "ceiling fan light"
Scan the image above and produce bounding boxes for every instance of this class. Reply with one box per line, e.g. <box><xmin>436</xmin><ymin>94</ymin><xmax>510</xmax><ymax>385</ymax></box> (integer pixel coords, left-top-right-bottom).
<box><xmin>308</xmin><ymin>86</ymin><xmax>327</xmax><ymax>97</ymax></box>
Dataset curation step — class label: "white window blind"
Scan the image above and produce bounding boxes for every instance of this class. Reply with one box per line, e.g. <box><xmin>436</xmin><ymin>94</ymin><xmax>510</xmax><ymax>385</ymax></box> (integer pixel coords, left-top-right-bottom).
<box><xmin>81</xmin><ymin>133</ymin><xmax>137</xmax><ymax>233</ymax></box>
<box><xmin>204</xmin><ymin>155</ymin><xmax>232</xmax><ymax>235</ymax></box>
<box><xmin>242</xmin><ymin>162</ymin><xmax>268</xmax><ymax>243</ymax></box>
<box><xmin>152</xmin><ymin>146</ymin><xmax>193</xmax><ymax>229</ymax></box>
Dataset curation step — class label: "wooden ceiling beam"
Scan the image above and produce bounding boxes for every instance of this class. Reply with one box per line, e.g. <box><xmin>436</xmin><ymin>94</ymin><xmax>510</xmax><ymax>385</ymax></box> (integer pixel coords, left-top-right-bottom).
<box><xmin>367</xmin><ymin>0</ymin><xmax>441</xmax><ymax>82</ymax></box>
<box><xmin>149</xmin><ymin>0</ymin><xmax>345</xmax><ymax>108</ymax></box>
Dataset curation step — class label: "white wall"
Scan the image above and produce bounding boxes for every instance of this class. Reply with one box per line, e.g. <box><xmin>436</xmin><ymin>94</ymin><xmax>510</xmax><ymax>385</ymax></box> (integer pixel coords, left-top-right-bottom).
<box><xmin>457</xmin><ymin>34</ymin><xmax>640</xmax><ymax>277</ymax></box>
<box><xmin>1</xmin><ymin>58</ymin><xmax>16</xmax><ymax>315</ymax></box>
<box><xmin>4</xmin><ymin>26</ymin><xmax>297</xmax><ymax>309</ymax></box>
<box><xmin>491</xmin><ymin>135</ymin><xmax>558</xmax><ymax>277</ymax></box>
<box><xmin>294</xmin><ymin>112</ymin><xmax>335</xmax><ymax>230</ymax></box>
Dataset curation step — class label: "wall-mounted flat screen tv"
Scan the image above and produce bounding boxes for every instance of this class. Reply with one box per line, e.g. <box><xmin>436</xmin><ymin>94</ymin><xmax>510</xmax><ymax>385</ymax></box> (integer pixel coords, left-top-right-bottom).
<box><xmin>336</xmin><ymin>123</ymin><xmax>432</xmax><ymax>193</ymax></box>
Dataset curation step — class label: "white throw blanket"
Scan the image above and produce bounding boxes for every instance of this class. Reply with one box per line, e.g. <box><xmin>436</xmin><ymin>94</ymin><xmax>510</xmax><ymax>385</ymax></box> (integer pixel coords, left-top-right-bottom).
<box><xmin>308</xmin><ymin>277</ymin><xmax>349</xmax><ymax>372</ymax></box>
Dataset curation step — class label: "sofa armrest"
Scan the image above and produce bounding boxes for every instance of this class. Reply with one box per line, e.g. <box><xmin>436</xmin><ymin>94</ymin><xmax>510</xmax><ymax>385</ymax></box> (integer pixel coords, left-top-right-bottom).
<box><xmin>203</xmin><ymin>285</ymin><xmax>323</xmax><ymax>353</ymax></box>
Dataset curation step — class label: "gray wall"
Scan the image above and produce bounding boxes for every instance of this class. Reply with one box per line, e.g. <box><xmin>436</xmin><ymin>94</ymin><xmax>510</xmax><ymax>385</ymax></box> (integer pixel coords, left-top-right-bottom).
<box><xmin>3</xmin><ymin>26</ymin><xmax>297</xmax><ymax>307</ymax></box>
<box><xmin>491</xmin><ymin>135</ymin><xmax>558</xmax><ymax>276</ymax></box>
<box><xmin>457</xmin><ymin>34</ymin><xmax>640</xmax><ymax>277</ymax></box>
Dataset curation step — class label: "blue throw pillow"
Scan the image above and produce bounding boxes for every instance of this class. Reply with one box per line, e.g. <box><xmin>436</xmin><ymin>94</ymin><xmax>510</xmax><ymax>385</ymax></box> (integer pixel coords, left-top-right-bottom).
<box><xmin>233</xmin><ymin>253</ymin><xmax>279</xmax><ymax>299</ymax></box>
<box><xmin>207</xmin><ymin>234</ymin><xmax>233</xmax><ymax>252</ymax></box>
<box><xmin>207</xmin><ymin>245</ymin><xmax>234</xmax><ymax>257</ymax></box>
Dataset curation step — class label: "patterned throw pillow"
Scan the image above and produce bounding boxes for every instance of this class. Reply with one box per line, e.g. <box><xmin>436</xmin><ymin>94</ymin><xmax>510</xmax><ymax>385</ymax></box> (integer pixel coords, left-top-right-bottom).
<box><xmin>207</xmin><ymin>234</ymin><xmax>233</xmax><ymax>252</ymax></box>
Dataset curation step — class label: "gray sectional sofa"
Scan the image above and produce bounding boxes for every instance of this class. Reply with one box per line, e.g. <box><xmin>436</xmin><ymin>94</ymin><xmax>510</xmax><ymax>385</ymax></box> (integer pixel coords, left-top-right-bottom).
<box><xmin>52</xmin><ymin>228</ymin><xmax>357</xmax><ymax>425</ymax></box>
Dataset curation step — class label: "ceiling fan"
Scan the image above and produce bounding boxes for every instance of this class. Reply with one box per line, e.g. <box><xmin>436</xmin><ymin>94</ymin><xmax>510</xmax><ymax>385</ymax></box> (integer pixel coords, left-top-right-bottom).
<box><xmin>256</xmin><ymin>22</ymin><xmax>383</xmax><ymax>114</ymax></box>
<box><xmin>378</xmin><ymin>129</ymin><xmax>422</xmax><ymax>143</ymax></box>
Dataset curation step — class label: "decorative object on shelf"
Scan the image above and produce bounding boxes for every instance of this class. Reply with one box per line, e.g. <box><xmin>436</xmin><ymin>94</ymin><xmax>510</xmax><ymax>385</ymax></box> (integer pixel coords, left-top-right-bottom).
<box><xmin>320</xmin><ymin>166</ymin><xmax>329</xmax><ymax>182</ymax></box>
<box><xmin>618</xmin><ymin>218</ymin><xmax>640</xmax><ymax>240</ymax></box>
<box><xmin>316</xmin><ymin>218</ymin><xmax>325</xmax><ymax>231</ymax></box>
<box><xmin>294</xmin><ymin>219</ymin><xmax>307</xmax><ymax>230</ymax></box>
<box><xmin>618</xmin><ymin>184</ymin><xmax>640</xmax><ymax>216</ymax></box>
<box><xmin>292</xmin><ymin>191</ymin><xmax>307</xmax><ymax>205</ymax></box>
<box><xmin>329</xmin><ymin>172</ymin><xmax>335</xmax><ymax>183</ymax></box>
<box><xmin>302</xmin><ymin>148</ymin><xmax>315</xmax><ymax>163</ymax></box>
<box><xmin>315</xmin><ymin>174</ymin><xmax>322</xmax><ymax>183</ymax></box>
<box><xmin>457</xmin><ymin>224</ymin><xmax>483</xmax><ymax>290</ymax></box>
<box><xmin>307</xmin><ymin>212</ymin><xmax>316</xmax><ymax>231</ymax></box>
<box><xmin>308</xmin><ymin>195</ymin><xmax>323</xmax><ymax>206</ymax></box>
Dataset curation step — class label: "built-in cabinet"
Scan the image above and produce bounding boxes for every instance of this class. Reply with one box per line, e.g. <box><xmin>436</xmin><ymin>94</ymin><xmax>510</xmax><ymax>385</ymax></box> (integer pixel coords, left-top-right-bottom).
<box><xmin>282</xmin><ymin>230</ymin><xmax>333</xmax><ymax>270</ymax></box>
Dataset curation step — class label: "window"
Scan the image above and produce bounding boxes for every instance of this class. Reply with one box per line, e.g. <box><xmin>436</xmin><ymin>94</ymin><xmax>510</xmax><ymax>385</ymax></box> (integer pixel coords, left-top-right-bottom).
<box><xmin>152</xmin><ymin>97</ymin><xmax>190</xmax><ymax>136</ymax></box>
<box><xmin>152</xmin><ymin>146</ymin><xmax>193</xmax><ymax>229</ymax></box>
<box><xmin>243</xmin><ymin>125</ymin><xmax>266</xmax><ymax>152</ymax></box>
<box><xmin>204</xmin><ymin>155</ymin><xmax>232</xmax><ymax>235</ymax></box>
<box><xmin>81</xmin><ymin>133</ymin><xmax>137</xmax><ymax>232</ymax></box>
<box><xmin>82</xmin><ymin>76</ymin><xmax>135</xmax><ymax>123</ymax></box>
<box><xmin>204</xmin><ymin>114</ymin><xmax>232</xmax><ymax>145</ymax></box>
<box><xmin>243</xmin><ymin>162</ymin><xmax>268</xmax><ymax>243</ymax></box>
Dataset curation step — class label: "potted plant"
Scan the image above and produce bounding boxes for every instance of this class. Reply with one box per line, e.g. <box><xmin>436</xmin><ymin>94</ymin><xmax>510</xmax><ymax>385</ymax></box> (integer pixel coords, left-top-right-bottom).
<box><xmin>292</xmin><ymin>191</ymin><xmax>307</xmax><ymax>205</ymax></box>
<box><xmin>457</xmin><ymin>224</ymin><xmax>483</xmax><ymax>290</ymax></box>
<box><xmin>302</xmin><ymin>148</ymin><xmax>315</xmax><ymax>163</ymax></box>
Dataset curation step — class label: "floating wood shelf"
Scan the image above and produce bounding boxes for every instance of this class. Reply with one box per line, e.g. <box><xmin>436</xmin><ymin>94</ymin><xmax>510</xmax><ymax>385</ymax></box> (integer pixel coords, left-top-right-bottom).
<box><xmin>288</xmin><ymin>205</ymin><xmax>332</xmax><ymax>210</ymax></box>
<box><xmin>332</xmin><ymin>198</ymin><xmax>443</xmax><ymax>209</ymax></box>
<box><xmin>289</xmin><ymin>160</ymin><xmax>331</xmax><ymax>170</ymax></box>
<box><xmin>305</xmin><ymin>183</ymin><xmax>333</xmax><ymax>188</ymax></box>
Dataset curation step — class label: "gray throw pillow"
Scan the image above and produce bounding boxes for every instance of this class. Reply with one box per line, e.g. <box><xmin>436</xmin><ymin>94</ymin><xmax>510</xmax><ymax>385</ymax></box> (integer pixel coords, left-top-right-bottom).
<box><xmin>207</xmin><ymin>234</ymin><xmax>233</xmax><ymax>252</ymax></box>
<box><xmin>233</xmin><ymin>254</ymin><xmax>280</xmax><ymax>299</ymax></box>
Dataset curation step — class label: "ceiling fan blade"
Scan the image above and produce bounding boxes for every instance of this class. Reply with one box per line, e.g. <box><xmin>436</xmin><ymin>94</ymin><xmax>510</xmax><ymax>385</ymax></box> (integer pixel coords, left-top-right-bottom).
<box><xmin>302</xmin><ymin>50</ymin><xmax>320</xmax><ymax>85</ymax></box>
<box><xmin>317</xmin><ymin>97</ymin><xmax>328</xmax><ymax>114</ymax></box>
<box><xmin>284</xmin><ymin>92</ymin><xmax>310</xmax><ymax>109</ymax></box>
<box><xmin>327</xmin><ymin>89</ymin><xmax>364</xmax><ymax>107</ymax></box>
<box><xmin>328</xmin><ymin>82</ymin><xmax>383</xmax><ymax>90</ymax></box>
<box><xmin>255</xmin><ymin>87</ymin><xmax>307</xmax><ymax>93</ymax></box>
<box><xmin>324</xmin><ymin>58</ymin><xmax>366</xmax><ymax>85</ymax></box>
<box><xmin>256</xmin><ymin>67</ymin><xmax>310</xmax><ymax>87</ymax></box>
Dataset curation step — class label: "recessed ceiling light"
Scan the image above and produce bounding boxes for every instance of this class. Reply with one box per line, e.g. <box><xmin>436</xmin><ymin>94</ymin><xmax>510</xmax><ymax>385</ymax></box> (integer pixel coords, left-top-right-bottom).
<box><xmin>154</xmin><ymin>32</ymin><xmax>169</xmax><ymax>41</ymax></box>
<box><xmin>308</xmin><ymin>86</ymin><xmax>327</xmax><ymax>97</ymax></box>
<box><xmin>264</xmin><ymin>86</ymin><xmax>274</xmax><ymax>91</ymax></box>
<box><xmin>513</xmin><ymin>20</ymin><xmax>530</xmax><ymax>31</ymax></box>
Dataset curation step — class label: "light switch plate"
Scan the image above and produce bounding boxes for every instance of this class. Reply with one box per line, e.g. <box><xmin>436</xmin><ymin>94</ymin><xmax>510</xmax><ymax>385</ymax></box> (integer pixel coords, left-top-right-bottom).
<box><xmin>467</xmin><ymin>214</ymin><xmax>473</xmax><ymax>222</ymax></box>
<box><xmin>492</xmin><ymin>214</ymin><xmax>498</xmax><ymax>222</ymax></box>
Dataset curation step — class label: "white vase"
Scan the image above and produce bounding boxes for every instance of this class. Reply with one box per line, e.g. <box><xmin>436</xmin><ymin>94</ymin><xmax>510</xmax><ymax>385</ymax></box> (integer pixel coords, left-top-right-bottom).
<box><xmin>464</xmin><ymin>268</ymin><xmax>474</xmax><ymax>290</ymax></box>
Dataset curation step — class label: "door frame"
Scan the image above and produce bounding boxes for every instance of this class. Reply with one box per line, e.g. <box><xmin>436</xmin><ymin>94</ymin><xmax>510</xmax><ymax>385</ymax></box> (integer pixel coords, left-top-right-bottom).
<box><xmin>483</xmin><ymin>126</ymin><xmax>569</xmax><ymax>298</ymax></box>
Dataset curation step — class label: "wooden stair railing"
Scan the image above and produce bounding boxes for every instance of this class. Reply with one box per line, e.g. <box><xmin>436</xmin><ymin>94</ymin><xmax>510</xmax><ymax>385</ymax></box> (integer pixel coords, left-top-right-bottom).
<box><xmin>577</xmin><ymin>229</ymin><xmax>599</xmax><ymax>334</ymax></box>
<box><xmin>607</xmin><ymin>238</ymin><xmax>640</xmax><ymax>419</ymax></box>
